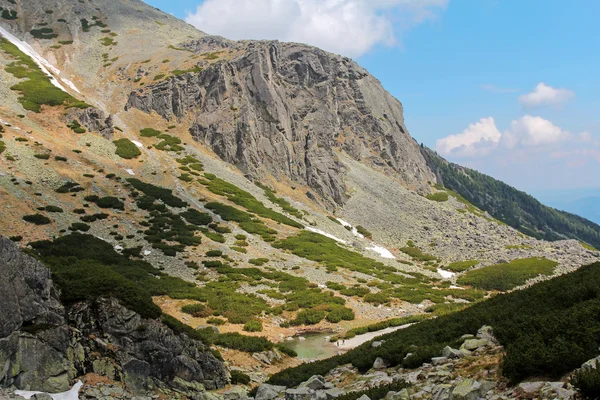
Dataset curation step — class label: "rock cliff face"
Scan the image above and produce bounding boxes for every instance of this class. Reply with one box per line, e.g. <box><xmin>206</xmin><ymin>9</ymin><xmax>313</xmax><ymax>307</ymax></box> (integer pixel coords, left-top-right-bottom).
<box><xmin>0</xmin><ymin>237</ymin><xmax>227</xmax><ymax>395</ymax></box>
<box><xmin>127</xmin><ymin>39</ymin><xmax>435</xmax><ymax>206</ymax></box>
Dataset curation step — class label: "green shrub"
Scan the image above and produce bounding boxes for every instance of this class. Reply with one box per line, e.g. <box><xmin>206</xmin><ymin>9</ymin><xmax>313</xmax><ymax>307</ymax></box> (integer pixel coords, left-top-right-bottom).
<box><xmin>113</xmin><ymin>138</ymin><xmax>141</xmax><ymax>159</ymax></box>
<box><xmin>457</xmin><ymin>257</ymin><xmax>558</xmax><ymax>291</ymax></box>
<box><xmin>447</xmin><ymin>260</ymin><xmax>479</xmax><ymax>272</ymax></box>
<box><xmin>275</xmin><ymin>344</ymin><xmax>298</xmax><ymax>357</ymax></box>
<box><xmin>326</xmin><ymin>306</ymin><xmax>355</xmax><ymax>323</ymax></box>
<box><xmin>571</xmin><ymin>363</ymin><xmax>600</xmax><ymax>399</ymax></box>
<box><xmin>206</xmin><ymin>250</ymin><xmax>223</xmax><ymax>257</ymax></box>
<box><xmin>207</xmin><ymin>317</ymin><xmax>227</xmax><ymax>325</ymax></box>
<box><xmin>243</xmin><ymin>320</ymin><xmax>263</xmax><ymax>332</ymax></box>
<box><xmin>34</xmin><ymin>153</ymin><xmax>50</xmax><ymax>160</ymax></box>
<box><xmin>43</xmin><ymin>205</ymin><xmax>64</xmax><ymax>213</ymax></box>
<box><xmin>249</xmin><ymin>258</ymin><xmax>269</xmax><ymax>266</ymax></box>
<box><xmin>30</xmin><ymin>28</ymin><xmax>58</xmax><ymax>39</ymax></box>
<box><xmin>356</xmin><ymin>225</ymin><xmax>372</xmax><ymax>238</ymax></box>
<box><xmin>67</xmin><ymin>120</ymin><xmax>86</xmax><ymax>133</ymax></box>
<box><xmin>230</xmin><ymin>370</ymin><xmax>251</xmax><ymax>385</ymax></box>
<box><xmin>181</xmin><ymin>303</ymin><xmax>211</xmax><ymax>318</ymax></box>
<box><xmin>139</xmin><ymin>128</ymin><xmax>161</xmax><ymax>137</ymax></box>
<box><xmin>0</xmin><ymin>141</ymin><xmax>5</xmax><ymax>154</ymax></box>
<box><xmin>426</xmin><ymin>192</ymin><xmax>449</xmax><ymax>202</ymax></box>
<box><xmin>69</xmin><ymin>222</ymin><xmax>90</xmax><ymax>232</ymax></box>
<box><xmin>54</xmin><ymin>156</ymin><xmax>67</xmax><ymax>161</ymax></box>
<box><xmin>23</xmin><ymin>213</ymin><xmax>51</xmax><ymax>225</ymax></box>
<box><xmin>291</xmin><ymin>309</ymin><xmax>325</xmax><ymax>326</ymax></box>
<box><xmin>399</xmin><ymin>246</ymin><xmax>439</xmax><ymax>262</ymax></box>
<box><xmin>127</xmin><ymin>178</ymin><xmax>188</xmax><ymax>208</ymax></box>
<box><xmin>256</xmin><ymin>182</ymin><xmax>303</xmax><ymax>219</ymax></box>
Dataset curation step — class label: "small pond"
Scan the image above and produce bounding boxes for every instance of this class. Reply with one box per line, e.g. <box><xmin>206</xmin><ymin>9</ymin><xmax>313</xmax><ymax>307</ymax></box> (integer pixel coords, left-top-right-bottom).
<box><xmin>285</xmin><ymin>332</ymin><xmax>342</xmax><ymax>360</ymax></box>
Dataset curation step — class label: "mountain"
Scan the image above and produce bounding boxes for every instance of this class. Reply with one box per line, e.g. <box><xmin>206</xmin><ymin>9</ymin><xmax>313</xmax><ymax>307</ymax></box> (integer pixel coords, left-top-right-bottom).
<box><xmin>421</xmin><ymin>147</ymin><xmax>600</xmax><ymax>250</ymax></box>
<box><xmin>0</xmin><ymin>0</ymin><xmax>599</xmax><ymax>398</ymax></box>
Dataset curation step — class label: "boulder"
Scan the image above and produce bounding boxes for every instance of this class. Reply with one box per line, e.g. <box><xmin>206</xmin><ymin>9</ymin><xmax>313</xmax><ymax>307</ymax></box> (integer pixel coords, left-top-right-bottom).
<box><xmin>285</xmin><ymin>387</ymin><xmax>313</xmax><ymax>400</ymax></box>
<box><xmin>516</xmin><ymin>381</ymin><xmax>544</xmax><ymax>396</ymax></box>
<box><xmin>324</xmin><ymin>388</ymin><xmax>345</xmax><ymax>399</ymax></box>
<box><xmin>255</xmin><ymin>384</ymin><xmax>287</xmax><ymax>400</ymax></box>
<box><xmin>476</xmin><ymin>326</ymin><xmax>498</xmax><ymax>345</ymax></box>
<box><xmin>385</xmin><ymin>389</ymin><xmax>410</xmax><ymax>400</ymax></box>
<box><xmin>431</xmin><ymin>357</ymin><xmax>449</xmax><ymax>366</ymax></box>
<box><xmin>300</xmin><ymin>375</ymin><xmax>327</xmax><ymax>390</ymax></box>
<box><xmin>371</xmin><ymin>341</ymin><xmax>384</xmax><ymax>348</ymax></box>
<box><xmin>581</xmin><ymin>356</ymin><xmax>600</xmax><ymax>371</ymax></box>
<box><xmin>461</xmin><ymin>339</ymin><xmax>488</xmax><ymax>351</ymax></box>
<box><xmin>373</xmin><ymin>357</ymin><xmax>388</xmax><ymax>369</ymax></box>
<box><xmin>441</xmin><ymin>346</ymin><xmax>463</xmax><ymax>359</ymax></box>
<box><xmin>430</xmin><ymin>384</ymin><xmax>453</xmax><ymax>400</ymax></box>
<box><xmin>356</xmin><ymin>395</ymin><xmax>371</xmax><ymax>400</ymax></box>
<box><xmin>224</xmin><ymin>386</ymin><xmax>248</xmax><ymax>400</ymax></box>
<box><xmin>451</xmin><ymin>379</ymin><xmax>481</xmax><ymax>400</ymax></box>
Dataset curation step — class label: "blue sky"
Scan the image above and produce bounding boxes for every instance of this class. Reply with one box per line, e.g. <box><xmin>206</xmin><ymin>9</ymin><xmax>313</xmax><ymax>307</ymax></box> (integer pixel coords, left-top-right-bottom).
<box><xmin>145</xmin><ymin>0</ymin><xmax>600</xmax><ymax>204</ymax></box>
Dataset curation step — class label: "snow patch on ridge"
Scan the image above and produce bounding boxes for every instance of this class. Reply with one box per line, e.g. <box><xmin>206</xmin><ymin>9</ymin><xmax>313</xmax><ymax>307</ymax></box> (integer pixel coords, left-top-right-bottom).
<box><xmin>15</xmin><ymin>380</ymin><xmax>83</xmax><ymax>400</ymax></box>
<box><xmin>0</xmin><ymin>26</ymin><xmax>80</xmax><ymax>94</ymax></box>
<box><xmin>437</xmin><ymin>268</ymin><xmax>456</xmax><ymax>279</ymax></box>
<box><xmin>131</xmin><ymin>140</ymin><xmax>143</xmax><ymax>148</ymax></box>
<box><xmin>366</xmin><ymin>244</ymin><xmax>396</xmax><ymax>259</ymax></box>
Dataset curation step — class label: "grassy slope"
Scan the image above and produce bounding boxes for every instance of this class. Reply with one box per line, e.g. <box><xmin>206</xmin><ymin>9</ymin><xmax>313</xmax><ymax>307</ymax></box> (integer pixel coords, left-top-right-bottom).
<box><xmin>421</xmin><ymin>147</ymin><xmax>600</xmax><ymax>249</ymax></box>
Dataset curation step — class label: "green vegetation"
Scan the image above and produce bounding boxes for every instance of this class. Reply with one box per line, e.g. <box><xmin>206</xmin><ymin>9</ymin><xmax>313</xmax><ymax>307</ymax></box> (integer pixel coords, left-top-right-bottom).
<box><xmin>30</xmin><ymin>28</ymin><xmax>58</xmax><ymax>39</ymax></box>
<box><xmin>291</xmin><ymin>309</ymin><xmax>326</xmax><ymax>325</ymax></box>
<box><xmin>67</xmin><ymin>120</ymin><xmax>86</xmax><ymax>133</ymax></box>
<box><xmin>139</xmin><ymin>127</ymin><xmax>161</xmax><ymax>137</ymax></box>
<box><xmin>249</xmin><ymin>258</ymin><xmax>269</xmax><ymax>266</ymax></box>
<box><xmin>270</xmin><ymin>261</ymin><xmax>600</xmax><ymax>386</ymax></box>
<box><xmin>446</xmin><ymin>259</ymin><xmax>479</xmax><ymax>272</ymax></box>
<box><xmin>580</xmin><ymin>241</ymin><xmax>598</xmax><ymax>251</ymax></box>
<box><xmin>256</xmin><ymin>182</ymin><xmax>303</xmax><ymax>219</ymax></box>
<box><xmin>153</xmin><ymin>74</ymin><xmax>166</xmax><ymax>81</ymax></box>
<box><xmin>347</xmin><ymin>315</ymin><xmax>429</xmax><ymax>337</ymax></box>
<box><xmin>84</xmin><ymin>195</ymin><xmax>124</xmax><ymax>210</ymax></box>
<box><xmin>202</xmin><ymin>175</ymin><xmax>303</xmax><ymax>228</ymax></box>
<box><xmin>0</xmin><ymin>141</ymin><xmax>4</xmax><ymax>154</ymax></box>
<box><xmin>55</xmin><ymin>181</ymin><xmax>83</xmax><ymax>193</ymax></box>
<box><xmin>207</xmin><ymin>317</ymin><xmax>226</xmax><ymax>325</ymax></box>
<box><xmin>205</xmin><ymin>202</ymin><xmax>278</xmax><ymax>242</ymax></box>
<box><xmin>274</xmin><ymin>231</ymin><xmax>409</xmax><ymax>283</ymax></box>
<box><xmin>100</xmin><ymin>37</ymin><xmax>116</xmax><ymax>46</ymax></box>
<box><xmin>0</xmin><ymin>39</ymin><xmax>89</xmax><ymax>112</ymax></box>
<box><xmin>230</xmin><ymin>371</ymin><xmax>251</xmax><ymax>385</ymax></box>
<box><xmin>181</xmin><ymin>303</ymin><xmax>210</xmax><ymax>318</ymax></box>
<box><xmin>172</xmin><ymin>66</ymin><xmax>203</xmax><ymax>76</ymax></box>
<box><xmin>80</xmin><ymin>18</ymin><xmax>107</xmax><ymax>32</ymax></box>
<box><xmin>23</xmin><ymin>213</ymin><xmax>51</xmax><ymax>225</ymax></box>
<box><xmin>457</xmin><ymin>257</ymin><xmax>558</xmax><ymax>291</ymax></box>
<box><xmin>422</xmin><ymin>147</ymin><xmax>600</xmax><ymax>249</ymax></box>
<box><xmin>356</xmin><ymin>225</ymin><xmax>372</xmax><ymax>238</ymax></box>
<box><xmin>398</xmin><ymin>245</ymin><xmax>439</xmax><ymax>262</ymax></box>
<box><xmin>335</xmin><ymin>381</ymin><xmax>408</xmax><ymax>400</ymax></box>
<box><xmin>1</xmin><ymin>9</ymin><xmax>18</xmax><ymax>20</ymax></box>
<box><xmin>243</xmin><ymin>320</ymin><xmax>263</xmax><ymax>332</ymax></box>
<box><xmin>154</xmin><ymin>134</ymin><xmax>184</xmax><ymax>152</ymax></box>
<box><xmin>426</xmin><ymin>192</ymin><xmax>449</xmax><ymax>202</ymax></box>
<box><xmin>69</xmin><ymin>222</ymin><xmax>90</xmax><ymax>232</ymax></box>
<box><xmin>571</xmin><ymin>362</ymin><xmax>600</xmax><ymax>398</ymax></box>
<box><xmin>113</xmin><ymin>138</ymin><xmax>141</xmax><ymax>159</ymax></box>
<box><xmin>127</xmin><ymin>178</ymin><xmax>188</xmax><ymax>207</ymax></box>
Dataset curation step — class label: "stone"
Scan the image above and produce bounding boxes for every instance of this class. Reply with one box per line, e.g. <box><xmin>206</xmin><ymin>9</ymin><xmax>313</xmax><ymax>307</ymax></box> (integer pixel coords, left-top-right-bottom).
<box><xmin>516</xmin><ymin>381</ymin><xmax>544</xmax><ymax>395</ymax></box>
<box><xmin>441</xmin><ymin>346</ymin><xmax>463</xmax><ymax>359</ymax></box>
<box><xmin>371</xmin><ymin>341</ymin><xmax>383</xmax><ymax>348</ymax></box>
<box><xmin>255</xmin><ymin>384</ymin><xmax>286</xmax><ymax>400</ymax></box>
<box><xmin>476</xmin><ymin>326</ymin><xmax>498</xmax><ymax>345</ymax></box>
<box><xmin>300</xmin><ymin>375</ymin><xmax>327</xmax><ymax>390</ymax></box>
<box><xmin>581</xmin><ymin>356</ymin><xmax>600</xmax><ymax>371</ymax></box>
<box><xmin>461</xmin><ymin>339</ymin><xmax>488</xmax><ymax>351</ymax></box>
<box><xmin>431</xmin><ymin>357</ymin><xmax>449</xmax><ymax>366</ymax></box>
<box><xmin>373</xmin><ymin>357</ymin><xmax>388</xmax><ymax>369</ymax></box>
<box><xmin>224</xmin><ymin>386</ymin><xmax>248</xmax><ymax>400</ymax></box>
<box><xmin>356</xmin><ymin>395</ymin><xmax>371</xmax><ymax>400</ymax></box>
<box><xmin>430</xmin><ymin>384</ymin><xmax>453</xmax><ymax>400</ymax></box>
<box><xmin>451</xmin><ymin>379</ymin><xmax>481</xmax><ymax>400</ymax></box>
<box><xmin>93</xmin><ymin>358</ymin><xmax>116</xmax><ymax>380</ymax></box>
<box><xmin>285</xmin><ymin>387</ymin><xmax>313</xmax><ymax>400</ymax></box>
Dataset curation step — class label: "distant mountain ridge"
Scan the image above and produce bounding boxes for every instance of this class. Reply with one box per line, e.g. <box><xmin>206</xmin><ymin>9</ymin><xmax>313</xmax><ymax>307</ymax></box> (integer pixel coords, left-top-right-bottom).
<box><xmin>421</xmin><ymin>147</ymin><xmax>600</xmax><ymax>249</ymax></box>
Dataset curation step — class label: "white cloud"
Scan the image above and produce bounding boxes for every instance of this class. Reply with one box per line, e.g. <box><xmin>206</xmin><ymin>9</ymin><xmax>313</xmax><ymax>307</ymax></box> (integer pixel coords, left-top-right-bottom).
<box><xmin>501</xmin><ymin>115</ymin><xmax>570</xmax><ymax>149</ymax></box>
<box><xmin>436</xmin><ymin>117</ymin><xmax>501</xmax><ymax>157</ymax></box>
<box><xmin>437</xmin><ymin>115</ymin><xmax>571</xmax><ymax>157</ymax></box>
<box><xmin>480</xmin><ymin>84</ymin><xmax>518</xmax><ymax>94</ymax></box>
<box><xmin>185</xmin><ymin>0</ymin><xmax>448</xmax><ymax>57</ymax></box>
<box><xmin>518</xmin><ymin>82</ymin><xmax>574</xmax><ymax>107</ymax></box>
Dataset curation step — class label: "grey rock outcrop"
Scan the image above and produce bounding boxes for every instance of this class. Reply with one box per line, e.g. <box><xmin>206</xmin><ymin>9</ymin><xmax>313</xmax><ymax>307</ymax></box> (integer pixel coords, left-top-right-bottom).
<box><xmin>66</xmin><ymin>107</ymin><xmax>115</xmax><ymax>139</ymax></box>
<box><xmin>0</xmin><ymin>236</ymin><xmax>227</xmax><ymax>394</ymax></box>
<box><xmin>255</xmin><ymin>383</ymin><xmax>286</xmax><ymax>400</ymax></box>
<box><xmin>127</xmin><ymin>41</ymin><xmax>435</xmax><ymax>207</ymax></box>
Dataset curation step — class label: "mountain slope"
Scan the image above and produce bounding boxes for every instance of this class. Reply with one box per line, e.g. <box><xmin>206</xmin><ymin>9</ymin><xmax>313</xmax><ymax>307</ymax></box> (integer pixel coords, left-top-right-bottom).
<box><xmin>421</xmin><ymin>147</ymin><xmax>600</xmax><ymax>249</ymax></box>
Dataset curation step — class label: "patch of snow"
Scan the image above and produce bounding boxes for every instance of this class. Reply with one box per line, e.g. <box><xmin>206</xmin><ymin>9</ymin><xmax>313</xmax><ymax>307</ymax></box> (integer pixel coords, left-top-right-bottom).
<box><xmin>62</xmin><ymin>78</ymin><xmax>81</xmax><ymax>94</ymax></box>
<box><xmin>437</xmin><ymin>268</ymin><xmax>456</xmax><ymax>279</ymax></box>
<box><xmin>125</xmin><ymin>169</ymin><xmax>135</xmax><ymax>176</ymax></box>
<box><xmin>15</xmin><ymin>381</ymin><xmax>83</xmax><ymax>400</ymax></box>
<box><xmin>131</xmin><ymin>140</ymin><xmax>143</xmax><ymax>148</ymax></box>
<box><xmin>366</xmin><ymin>244</ymin><xmax>396</xmax><ymax>259</ymax></box>
<box><xmin>143</xmin><ymin>250</ymin><xmax>151</xmax><ymax>256</ymax></box>
<box><xmin>306</xmin><ymin>227</ymin><xmax>347</xmax><ymax>244</ymax></box>
<box><xmin>0</xmin><ymin>26</ymin><xmax>71</xmax><ymax>94</ymax></box>
<box><xmin>114</xmin><ymin>245</ymin><xmax>124</xmax><ymax>251</ymax></box>
<box><xmin>449</xmin><ymin>285</ymin><xmax>464</xmax><ymax>290</ymax></box>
